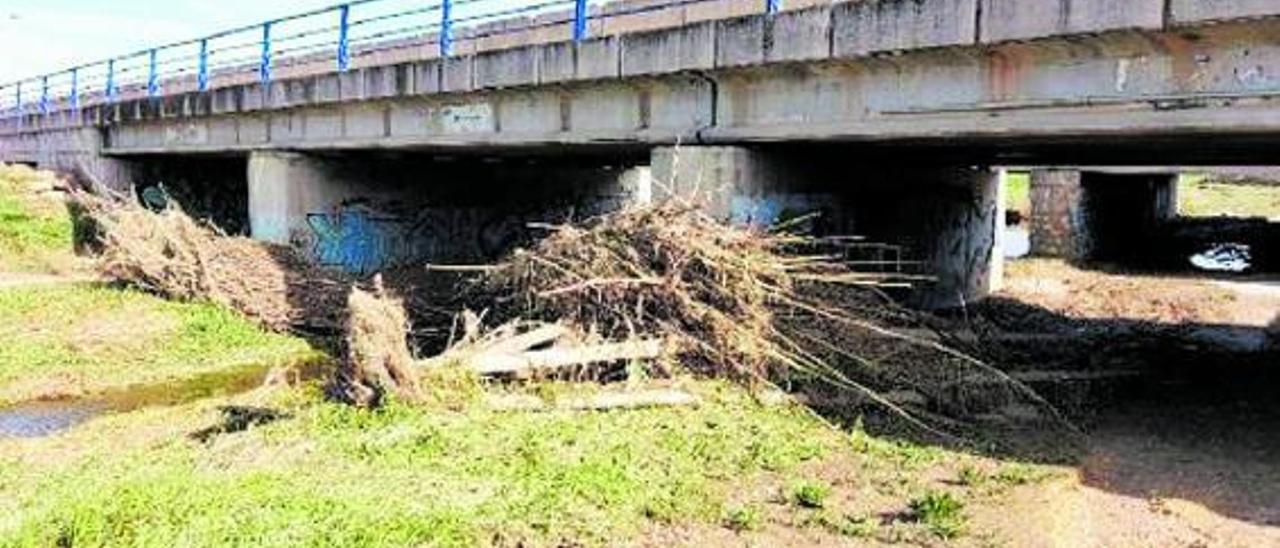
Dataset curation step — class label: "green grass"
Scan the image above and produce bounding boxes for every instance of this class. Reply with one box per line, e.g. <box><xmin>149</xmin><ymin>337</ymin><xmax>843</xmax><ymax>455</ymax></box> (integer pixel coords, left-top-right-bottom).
<box><xmin>1005</xmin><ymin>172</ymin><xmax>1031</xmax><ymax>214</ymax></box>
<box><xmin>791</xmin><ymin>480</ymin><xmax>832</xmax><ymax>509</ymax></box>
<box><xmin>1179</xmin><ymin>174</ymin><xmax>1280</xmax><ymax>219</ymax></box>
<box><xmin>0</xmin><ymin>165</ymin><xmax>76</xmax><ymax>273</ymax></box>
<box><xmin>0</xmin><ymin>284</ymin><xmax>319</xmax><ymax>405</ymax></box>
<box><xmin>0</xmin><ymin>383</ymin><xmax>847</xmax><ymax>547</ymax></box>
<box><xmin>0</xmin><ymin>279</ymin><xmax>1042</xmax><ymax>545</ymax></box>
<box><xmin>723</xmin><ymin>504</ymin><xmax>764</xmax><ymax>532</ymax></box>
<box><xmin>908</xmin><ymin>491</ymin><xmax>966</xmax><ymax>540</ymax></box>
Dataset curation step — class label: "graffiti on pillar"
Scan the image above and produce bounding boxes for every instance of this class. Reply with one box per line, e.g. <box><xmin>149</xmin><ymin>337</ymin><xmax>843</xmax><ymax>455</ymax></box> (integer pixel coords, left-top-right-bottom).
<box><xmin>306</xmin><ymin>202</ymin><xmax>419</xmax><ymax>275</ymax></box>
<box><xmin>729</xmin><ymin>194</ymin><xmax>833</xmax><ymax>232</ymax></box>
<box><xmin>304</xmin><ymin>202</ymin><xmax>584</xmax><ymax>274</ymax></box>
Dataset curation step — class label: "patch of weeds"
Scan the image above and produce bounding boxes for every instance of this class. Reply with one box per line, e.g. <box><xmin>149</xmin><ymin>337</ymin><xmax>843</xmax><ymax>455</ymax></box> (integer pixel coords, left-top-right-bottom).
<box><xmin>807</xmin><ymin>511</ymin><xmax>877</xmax><ymax>539</ymax></box>
<box><xmin>416</xmin><ymin>364</ymin><xmax>484</xmax><ymax>409</ymax></box>
<box><xmin>847</xmin><ymin>418</ymin><xmax>942</xmax><ymax>470</ymax></box>
<box><xmin>723</xmin><ymin>505</ymin><xmax>763</xmax><ymax>532</ymax></box>
<box><xmin>992</xmin><ymin>463</ymin><xmax>1047</xmax><ymax>487</ymax></box>
<box><xmin>908</xmin><ymin>491</ymin><xmax>966</xmax><ymax>539</ymax></box>
<box><xmin>957</xmin><ymin>465</ymin><xmax>985</xmax><ymax>487</ymax></box>
<box><xmin>791</xmin><ymin>481</ymin><xmax>831</xmax><ymax>509</ymax></box>
<box><xmin>0</xmin><ymin>174</ymin><xmax>74</xmax><ymax>272</ymax></box>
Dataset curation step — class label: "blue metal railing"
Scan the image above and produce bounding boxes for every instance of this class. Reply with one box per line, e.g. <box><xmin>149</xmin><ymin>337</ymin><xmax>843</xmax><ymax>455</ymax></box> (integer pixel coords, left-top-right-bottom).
<box><xmin>0</xmin><ymin>0</ymin><xmax>785</xmax><ymax>121</ymax></box>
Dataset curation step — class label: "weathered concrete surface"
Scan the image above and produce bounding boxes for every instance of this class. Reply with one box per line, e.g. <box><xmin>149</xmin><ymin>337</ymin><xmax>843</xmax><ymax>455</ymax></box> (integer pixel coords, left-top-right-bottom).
<box><xmin>1170</xmin><ymin>0</ymin><xmax>1280</xmax><ymax>25</ymax></box>
<box><xmin>0</xmin><ymin>124</ymin><xmax>137</xmax><ymax>191</ymax></box>
<box><xmin>979</xmin><ymin>0</ymin><xmax>1165</xmax><ymax>43</ymax></box>
<box><xmin>6</xmin><ymin>5</ymin><xmax>1280</xmax><ymax>163</ymax></box>
<box><xmin>3</xmin><ymin>16</ymin><xmax>1273</xmax><ymax>163</ymax></box>
<box><xmin>248</xmin><ymin>152</ymin><xmax>354</xmax><ymax>246</ymax></box>
<box><xmin>1030</xmin><ymin>170</ymin><xmax>1092</xmax><ymax>260</ymax></box>
<box><xmin>867</xmin><ymin>166</ymin><xmax>1004</xmax><ymax>309</ymax></box>
<box><xmin>834</xmin><ymin>0</ymin><xmax>978</xmax><ymax>56</ymax></box>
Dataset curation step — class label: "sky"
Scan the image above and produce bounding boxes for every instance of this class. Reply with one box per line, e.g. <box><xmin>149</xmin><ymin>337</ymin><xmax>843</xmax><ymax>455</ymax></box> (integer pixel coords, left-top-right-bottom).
<box><xmin>0</xmin><ymin>0</ymin><xmax>542</xmax><ymax>87</ymax></box>
<box><xmin>0</xmin><ymin>0</ymin><xmax>366</xmax><ymax>83</ymax></box>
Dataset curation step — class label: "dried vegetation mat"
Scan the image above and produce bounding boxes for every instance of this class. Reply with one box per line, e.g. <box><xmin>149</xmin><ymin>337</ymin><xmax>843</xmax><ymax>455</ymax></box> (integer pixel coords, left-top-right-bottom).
<box><xmin>73</xmin><ymin>193</ymin><xmax>349</xmax><ymax>335</ymax></box>
<box><xmin>79</xmin><ymin>195</ymin><xmax>1081</xmax><ymax>450</ymax></box>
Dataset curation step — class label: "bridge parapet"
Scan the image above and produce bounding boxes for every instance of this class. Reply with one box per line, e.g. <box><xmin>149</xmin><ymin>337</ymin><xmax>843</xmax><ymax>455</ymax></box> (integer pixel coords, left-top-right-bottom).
<box><xmin>5</xmin><ymin>0</ymin><xmax>1280</xmax><ymax>140</ymax></box>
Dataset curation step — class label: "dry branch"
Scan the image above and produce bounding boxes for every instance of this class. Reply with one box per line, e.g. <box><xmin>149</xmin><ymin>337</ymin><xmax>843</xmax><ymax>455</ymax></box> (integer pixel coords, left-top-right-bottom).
<box><xmin>74</xmin><ymin>193</ymin><xmax>348</xmax><ymax>333</ymax></box>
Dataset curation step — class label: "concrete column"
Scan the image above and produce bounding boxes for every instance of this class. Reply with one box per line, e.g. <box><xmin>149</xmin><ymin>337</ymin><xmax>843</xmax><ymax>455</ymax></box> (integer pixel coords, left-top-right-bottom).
<box><xmin>650</xmin><ymin>145</ymin><xmax>823</xmax><ymax>228</ymax></box>
<box><xmin>1029</xmin><ymin>170</ymin><xmax>1091</xmax><ymax>260</ymax></box>
<box><xmin>908</xmin><ymin>167</ymin><xmax>1004</xmax><ymax>309</ymax></box>
<box><xmin>60</xmin><ymin>155</ymin><xmax>140</xmax><ymax>194</ymax></box>
<box><xmin>248</xmin><ymin>151</ymin><xmax>342</xmax><ymax>245</ymax></box>
<box><xmin>650</xmin><ymin>145</ymin><xmax>769</xmax><ymax>221</ymax></box>
<box><xmin>1030</xmin><ymin>169</ymin><xmax>1179</xmax><ymax>261</ymax></box>
<box><xmin>650</xmin><ymin>145</ymin><xmax>1002</xmax><ymax>309</ymax></box>
<box><xmin>21</xmin><ymin>127</ymin><xmax>140</xmax><ymax>192</ymax></box>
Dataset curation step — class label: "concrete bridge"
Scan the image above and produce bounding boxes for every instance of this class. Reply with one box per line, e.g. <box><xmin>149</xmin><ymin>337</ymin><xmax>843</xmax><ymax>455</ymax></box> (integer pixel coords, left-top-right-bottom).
<box><xmin>2</xmin><ymin>0</ymin><xmax>1279</xmax><ymax>307</ymax></box>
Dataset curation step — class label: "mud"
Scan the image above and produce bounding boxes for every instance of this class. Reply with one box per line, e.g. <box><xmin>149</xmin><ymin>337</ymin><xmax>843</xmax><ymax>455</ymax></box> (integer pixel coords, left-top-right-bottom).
<box><xmin>0</xmin><ymin>358</ymin><xmax>329</xmax><ymax>439</ymax></box>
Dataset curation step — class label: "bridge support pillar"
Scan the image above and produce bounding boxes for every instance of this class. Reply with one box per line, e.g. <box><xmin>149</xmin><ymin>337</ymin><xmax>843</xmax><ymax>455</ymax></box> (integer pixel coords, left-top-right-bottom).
<box><xmin>1029</xmin><ymin>170</ymin><xmax>1092</xmax><ymax>260</ymax></box>
<box><xmin>649</xmin><ymin>146</ymin><xmax>770</xmax><ymax>221</ymax></box>
<box><xmin>903</xmin><ymin>167</ymin><xmax>1005</xmax><ymax>309</ymax></box>
<box><xmin>1030</xmin><ymin>170</ymin><xmax>1178</xmax><ymax>261</ymax></box>
<box><xmin>247</xmin><ymin>151</ymin><xmax>359</xmax><ymax>247</ymax></box>
<box><xmin>650</xmin><ymin>145</ymin><xmax>1003</xmax><ymax>309</ymax></box>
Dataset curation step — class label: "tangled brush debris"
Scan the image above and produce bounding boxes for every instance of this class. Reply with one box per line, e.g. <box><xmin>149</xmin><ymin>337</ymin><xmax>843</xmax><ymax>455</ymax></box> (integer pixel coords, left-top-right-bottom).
<box><xmin>459</xmin><ymin>204</ymin><xmax>1080</xmax><ymax>441</ymax></box>
<box><xmin>74</xmin><ymin>193</ymin><xmax>348</xmax><ymax>334</ymax></box>
<box><xmin>78</xmin><ymin>192</ymin><xmax>1079</xmax><ymax>444</ymax></box>
<box><xmin>334</xmin><ymin>277</ymin><xmax>420</xmax><ymax>407</ymax></box>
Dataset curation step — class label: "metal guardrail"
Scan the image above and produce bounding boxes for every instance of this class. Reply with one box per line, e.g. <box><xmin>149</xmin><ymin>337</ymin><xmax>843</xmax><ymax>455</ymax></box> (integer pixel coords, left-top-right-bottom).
<box><xmin>0</xmin><ymin>0</ymin><xmax>785</xmax><ymax>121</ymax></box>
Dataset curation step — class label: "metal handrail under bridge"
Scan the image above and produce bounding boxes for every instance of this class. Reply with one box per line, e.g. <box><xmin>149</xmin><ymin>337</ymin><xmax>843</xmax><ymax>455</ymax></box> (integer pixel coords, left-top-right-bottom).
<box><xmin>0</xmin><ymin>0</ymin><xmax>787</xmax><ymax>120</ymax></box>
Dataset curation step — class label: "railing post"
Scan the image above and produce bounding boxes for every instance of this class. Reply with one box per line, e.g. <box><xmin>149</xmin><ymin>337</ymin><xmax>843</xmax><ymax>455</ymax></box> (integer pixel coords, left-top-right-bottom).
<box><xmin>260</xmin><ymin>22</ymin><xmax>273</xmax><ymax>87</ymax></box>
<box><xmin>439</xmin><ymin>0</ymin><xmax>453</xmax><ymax>57</ymax></box>
<box><xmin>106</xmin><ymin>59</ymin><xmax>117</xmax><ymax>103</ymax></box>
<box><xmin>766</xmin><ymin>0</ymin><xmax>781</xmax><ymax>15</ymax></box>
<box><xmin>14</xmin><ymin>83</ymin><xmax>21</xmax><ymax>124</ymax></box>
<box><xmin>573</xmin><ymin>0</ymin><xmax>589</xmax><ymax>42</ymax></box>
<box><xmin>70</xmin><ymin>68</ymin><xmax>79</xmax><ymax>110</ymax></box>
<box><xmin>337</xmin><ymin>5</ymin><xmax>351</xmax><ymax>72</ymax></box>
<box><xmin>39</xmin><ymin>76</ymin><xmax>49</xmax><ymax>115</ymax></box>
<box><xmin>148</xmin><ymin>49</ymin><xmax>160</xmax><ymax>99</ymax></box>
<box><xmin>198</xmin><ymin>39</ymin><xmax>210</xmax><ymax>92</ymax></box>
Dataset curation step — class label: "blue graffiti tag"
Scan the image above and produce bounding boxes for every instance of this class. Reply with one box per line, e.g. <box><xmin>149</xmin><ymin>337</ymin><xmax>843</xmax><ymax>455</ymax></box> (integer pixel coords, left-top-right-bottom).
<box><xmin>306</xmin><ymin>206</ymin><xmax>406</xmax><ymax>274</ymax></box>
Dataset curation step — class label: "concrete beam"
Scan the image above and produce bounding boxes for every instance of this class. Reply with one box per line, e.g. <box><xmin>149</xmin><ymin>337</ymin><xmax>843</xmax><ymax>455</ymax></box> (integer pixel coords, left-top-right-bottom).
<box><xmin>979</xmin><ymin>0</ymin><xmax>1165</xmax><ymax>43</ymax></box>
<box><xmin>834</xmin><ymin>0</ymin><xmax>978</xmax><ymax>56</ymax></box>
<box><xmin>1170</xmin><ymin>0</ymin><xmax>1280</xmax><ymax>25</ymax></box>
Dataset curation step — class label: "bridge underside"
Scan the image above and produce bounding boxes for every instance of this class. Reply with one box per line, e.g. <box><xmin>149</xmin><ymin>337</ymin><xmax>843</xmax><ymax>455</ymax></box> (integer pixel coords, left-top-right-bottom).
<box><xmin>4</xmin><ymin>4</ymin><xmax>1280</xmax><ymax>308</ymax></box>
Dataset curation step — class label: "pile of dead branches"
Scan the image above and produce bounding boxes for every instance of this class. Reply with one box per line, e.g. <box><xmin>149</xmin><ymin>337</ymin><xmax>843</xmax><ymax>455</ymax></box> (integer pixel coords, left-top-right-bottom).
<box><xmin>78</xmin><ymin>191</ymin><xmax>1078</xmax><ymax>442</ymax></box>
<box><xmin>74</xmin><ymin>193</ymin><xmax>348</xmax><ymax>334</ymax></box>
<box><xmin>456</xmin><ymin>204</ymin><xmax>1076</xmax><ymax>439</ymax></box>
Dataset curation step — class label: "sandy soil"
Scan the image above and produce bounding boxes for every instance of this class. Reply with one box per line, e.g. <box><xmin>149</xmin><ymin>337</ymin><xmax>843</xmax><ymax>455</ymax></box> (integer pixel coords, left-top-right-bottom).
<box><xmin>998</xmin><ymin>260</ymin><xmax>1251</xmax><ymax>325</ymax></box>
<box><xmin>979</xmin><ymin>399</ymin><xmax>1280</xmax><ymax>548</ymax></box>
<box><xmin>974</xmin><ymin>259</ymin><xmax>1280</xmax><ymax>547</ymax></box>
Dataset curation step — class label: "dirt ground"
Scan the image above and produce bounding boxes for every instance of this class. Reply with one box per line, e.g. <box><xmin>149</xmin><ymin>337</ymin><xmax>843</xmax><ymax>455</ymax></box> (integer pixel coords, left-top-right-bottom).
<box><xmin>998</xmin><ymin>259</ymin><xmax>1273</xmax><ymax>327</ymax></box>
<box><xmin>975</xmin><ymin>260</ymin><xmax>1280</xmax><ymax>547</ymax></box>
